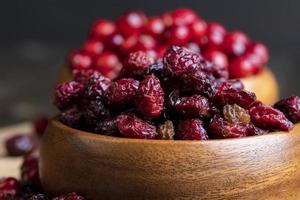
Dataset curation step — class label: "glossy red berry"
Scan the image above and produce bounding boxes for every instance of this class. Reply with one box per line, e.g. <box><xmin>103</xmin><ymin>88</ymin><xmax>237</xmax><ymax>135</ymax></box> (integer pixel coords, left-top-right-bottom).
<box><xmin>135</xmin><ymin>34</ymin><xmax>157</xmax><ymax>51</ymax></box>
<box><xmin>144</xmin><ymin>17</ymin><xmax>165</xmax><ymax>38</ymax></box>
<box><xmin>223</xmin><ymin>31</ymin><xmax>250</xmax><ymax>57</ymax></box>
<box><xmin>156</xmin><ymin>45</ymin><xmax>168</xmax><ymax>58</ymax></box>
<box><xmin>171</xmin><ymin>8</ymin><xmax>198</xmax><ymax>26</ymax></box>
<box><xmin>5</xmin><ymin>134</ymin><xmax>36</xmax><ymax>156</ymax></box>
<box><xmin>160</xmin><ymin>12</ymin><xmax>173</xmax><ymax>27</ymax></box>
<box><xmin>189</xmin><ymin>18</ymin><xmax>207</xmax><ymax>41</ymax></box>
<box><xmin>201</xmin><ymin>23</ymin><xmax>226</xmax><ymax>48</ymax></box>
<box><xmin>83</xmin><ymin>39</ymin><xmax>104</xmax><ymax>56</ymax></box>
<box><xmin>204</xmin><ymin>48</ymin><xmax>229</xmax><ymax>69</ymax></box>
<box><xmin>105</xmin><ymin>33</ymin><xmax>124</xmax><ymax>51</ymax></box>
<box><xmin>116</xmin><ymin>114</ymin><xmax>157</xmax><ymax>139</ymax></box>
<box><xmin>0</xmin><ymin>177</ymin><xmax>20</xmax><ymax>198</ymax></box>
<box><xmin>119</xmin><ymin>36</ymin><xmax>138</xmax><ymax>56</ymax></box>
<box><xmin>176</xmin><ymin>119</ymin><xmax>208</xmax><ymax>140</ymax></box>
<box><xmin>67</xmin><ymin>50</ymin><xmax>93</xmax><ymax>70</ymax></box>
<box><xmin>94</xmin><ymin>51</ymin><xmax>121</xmax><ymax>79</ymax></box>
<box><xmin>274</xmin><ymin>95</ymin><xmax>300</xmax><ymax>123</ymax></box>
<box><xmin>117</xmin><ymin>11</ymin><xmax>146</xmax><ymax>37</ymax></box>
<box><xmin>185</xmin><ymin>42</ymin><xmax>201</xmax><ymax>53</ymax></box>
<box><xmin>165</xmin><ymin>25</ymin><xmax>191</xmax><ymax>46</ymax></box>
<box><xmin>229</xmin><ymin>56</ymin><xmax>255</xmax><ymax>78</ymax></box>
<box><xmin>246</xmin><ymin>42</ymin><xmax>269</xmax><ymax>64</ymax></box>
<box><xmin>34</xmin><ymin>116</ymin><xmax>48</xmax><ymax>136</ymax></box>
<box><xmin>90</xmin><ymin>19</ymin><xmax>116</xmax><ymax>40</ymax></box>
<box><xmin>52</xmin><ymin>192</ymin><xmax>85</xmax><ymax>200</ymax></box>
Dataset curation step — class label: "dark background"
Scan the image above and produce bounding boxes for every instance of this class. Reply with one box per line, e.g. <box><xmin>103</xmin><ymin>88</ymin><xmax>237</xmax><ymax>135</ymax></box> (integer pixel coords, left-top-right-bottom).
<box><xmin>1</xmin><ymin>0</ymin><xmax>300</xmax><ymax>125</ymax></box>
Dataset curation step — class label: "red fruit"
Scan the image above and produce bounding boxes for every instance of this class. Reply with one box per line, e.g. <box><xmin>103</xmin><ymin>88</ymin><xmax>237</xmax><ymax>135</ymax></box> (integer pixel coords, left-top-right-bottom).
<box><xmin>204</xmin><ymin>48</ymin><xmax>229</xmax><ymax>69</ymax></box>
<box><xmin>274</xmin><ymin>95</ymin><xmax>300</xmax><ymax>123</ymax></box>
<box><xmin>119</xmin><ymin>36</ymin><xmax>138</xmax><ymax>56</ymax></box>
<box><xmin>156</xmin><ymin>45</ymin><xmax>168</xmax><ymax>58</ymax></box>
<box><xmin>135</xmin><ymin>34</ymin><xmax>157</xmax><ymax>51</ymax></box>
<box><xmin>95</xmin><ymin>118</ymin><xmax>118</xmax><ymax>136</ymax></box>
<box><xmin>229</xmin><ymin>56</ymin><xmax>255</xmax><ymax>78</ymax></box>
<box><xmin>34</xmin><ymin>116</ymin><xmax>48</xmax><ymax>136</ymax></box>
<box><xmin>165</xmin><ymin>25</ymin><xmax>191</xmax><ymax>46</ymax></box>
<box><xmin>83</xmin><ymin>39</ymin><xmax>104</xmax><ymax>56</ymax></box>
<box><xmin>83</xmin><ymin>99</ymin><xmax>111</xmax><ymax>127</ymax></box>
<box><xmin>189</xmin><ymin>18</ymin><xmax>207</xmax><ymax>41</ymax></box>
<box><xmin>105</xmin><ymin>33</ymin><xmax>124</xmax><ymax>51</ymax></box>
<box><xmin>21</xmin><ymin>154</ymin><xmax>41</xmax><ymax>190</ymax></box>
<box><xmin>185</xmin><ymin>42</ymin><xmax>201</xmax><ymax>53</ymax></box>
<box><xmin>246</xmin><ymin>42</ymin><xmax>269</xmax><ymax>64</ymax></box>
<box><xmin>176</xmin><ymin>119</ymin><xmax>208</xmax><ymax>140</ymax></box>
<box><xmin>73</xmin><ymin>69</ymin><xmax>102</xmax><ymax>84</ymax></box>
<box><xmin>59</xmin><ymin>106</ymin><xmax>83</xmax><ymax>129</ymax></box>
<box><xmin>144</xmin><ymin>17</ymin><xmax>165</xmax><ymax>38</ymax></box>
<box><xmin>90</xmin><ymin>19</ymin><xmax>116</xmax><ymax>40</ymax></box>
<box><xmin>29</xmin><ymin>194</ymin><xmax>50</xmax><ymax>200</ymax></box>
<box><xmin>116</xmin><ymin>114</ymin><xmax>157</xmax><ymax>139</ymax></box>
<box><xmin>52</xmin><ymin>192</ymin><xmax>85</xmax><ymax>200</ymax></box>
<box><xmin>54</xmin><ymin>81</ymin><xmax>84</xmax><ymax>110</ymax></box>
<box><xmin>67</xmin><ymin>50</ymin><xmax>93</xmax><ymax>70</ymax></box>
<box><xmin>104</xmin><ymin>78</ymin><xmax>139</xmax><ymax>109</ymax></box>
<box><xmin>5</xmin><ymin>134</ymin><xmax>36</xmax><ymax>156</ymax></box>
<box><xmin>136</xmin><ymin>75</ymin><xmax>164</xmax><ymax>119</ymax></box>
<box><xmin>201</xmin><ymin>23</ymin><xmax>226</xmax><ymax>48</ymax></box>
<box><xmin>171</xmin><ymin>8</ymin><xmax>198</xmax><ymax>26</ymax></box>
<box><xmin>243</xmin><ymin>52</ymin><xmax>263</xmax><ymax>74</ymax></box>
<box><xmin>94</xmin><ymin>51</ymin><xmax>121</xmax><ymax>79</ymax></box>
<box><xmin>117</xmin><ymin>11</ymin><xmax>146</xmax><ymax>37</ymax></box>
<box><xmin>160</xmin><ymin>12</ymin><xmax>173</xmax><ymax>27</ymax></box>
<box><xmin>250</xmin><ymin>104</ymin><xmax>293</xmax><ymax>131</ymax></box>
<box><xmin>223</xmin><ymin>31</ymin><xmax>250</xmax><ymax>57</ymax></box>
<box><xmin>0</xmin><ymin>177</ymin><xmax>20</xmax><ymax>198</ymax></box>
<box><xmin>85</xmin><ymin>75</ymin><xmax>111</xmax><ymax>99</ymax></box>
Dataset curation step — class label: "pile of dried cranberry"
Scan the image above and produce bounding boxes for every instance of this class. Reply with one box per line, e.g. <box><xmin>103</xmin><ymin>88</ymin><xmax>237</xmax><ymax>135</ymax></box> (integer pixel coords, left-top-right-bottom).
<box><xmin>55</xmin><ymin>45</ymin><xmax>300</xmax><ymax>140</ymax></box>
<box><xmin>67</xmin><ymin>8</ymin><xmax>269</xmax><ymax>80</ymax></box>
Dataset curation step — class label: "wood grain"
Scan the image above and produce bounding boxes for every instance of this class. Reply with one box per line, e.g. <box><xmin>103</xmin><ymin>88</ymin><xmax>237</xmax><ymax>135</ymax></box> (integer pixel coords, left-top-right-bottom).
<box><xmin>40</xmin><ymin>120</ymin><xmax>300</xmax><ymax>200</ymax></box>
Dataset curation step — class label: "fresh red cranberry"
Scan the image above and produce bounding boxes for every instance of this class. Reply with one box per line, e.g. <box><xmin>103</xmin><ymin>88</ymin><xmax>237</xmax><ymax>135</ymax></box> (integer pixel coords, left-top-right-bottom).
<box><xmin>135</xmin><ymin>34</ymin><xmax>157</xmax><ymax>51</ymax></box>
<box><xmin>243</xmin><ymin>53</ymin><xmax>264</xmax><ymax>74</ymax></box>
<box><xmin>163</xmin><ymin>45</ymin><xmax>201</xmax><ymax>77</ymax></box>
<box><xmin>176</xmin><ymin>119</ymin><xmax>208</xmax><ymax>140</ymax></box>
<box><xmin>229</xmin><ymin>55</ymin><xmax>256</xmax><ymax>78</ymax></box>
<box><xmin>160</xmin><ymin>12</ymin><xmax>173</xmax><ymax>27</ymax></box>
<box><xmin>90</xmin><ymin>19</ymin><xmax>116</xmax><ymax>40</ymax></box>
<box><xmin>165</xmin><ymin>25</ymin><xmax>191</xmax><ymax>46</ymax></box>
<box><xmin>5</xmin><ymin>134</ymin><xmax>36</xmax><ymax>156</ymax></box>
<box><xmin>21</xmin><ymin>154</ymin><xmax>41</xmax><ymax>190</ymax></box>
<box><xmin>171</xmin><ymin>8</ymin><xmax>198</xmax><ymax>26</ymax></box>
<box><xmin>189</xmin><ymin>18</ymin><xmax>207</xmax><ymax>42</ymax></box>
<box><xmin>52</xmin><ymin>192</ymin><xmax>85</xmax><ymax>200</ymax></box>
<box><xmin>67</xmin><ymin>50</ymin><xmax>93</xmax><ymax>70</ymax></box>
<box><xmin>185</xmin><ymin>42</ymin><xmax>201</xmax><ymax>53</ymax></box>
<box><xmin>34</xmin><ymin>116</ymin><xmax>48</xmax><ymax>137</ymax></box>
<box><xmin>156</xmin><ymin>45</ymin><xmax>168</xmax><ymax>58</ymax></box>
<box><xmin>0</xmin><ymin>177</ymin><xmax>20</xmax><ymax>198</ymax></box>
<box><xmin>223</xmin><ymin>31</ymin><xmax>250</xmax><ymax>57</ymax></box>
<box><xmin>117</xmin><ymin>11</ymin><xmax>146</xmax><ymax>37</ymax></box>
<box><xmin>104</xmin><ymin>78</ymin><xmax>139</xmax><ymax>110</ymax></box>
<box><xmin>54</xmin><ymin>81</ymin><xmax>84</xmax><ymax>110</ymax></box>
<box><xmin>201</xmin><ymin>23</ymin><xmax>226</xmax><ymax>48</ymax></box>
<box><xmin>73</xmin><ymin>69</ymin><xmax>102</xmax><ymax>84</ymax></box>
<box><xmin>95</xmin><ymin>118</ymin><xmax>118</xmax><ymax>136</ymax></box>
<box><xmin>94</xmin><ymin>51</ymin><xmax>121</xmax><ymax>79</ymax></box>
<box><xmin>173</xmin><ymin>95</ymin><xmax>210</xmax><ymax>118</ymax></box>
<box><xmin>119</xmin><ymin>36</ymin><xmax>138</xmax><ymax>57</ymax></box>
<box><xmin>83</xmin><ymin>39</ymin><xmax>104</xmax><ymax>56</ymax></box>
<box><xmin>250</xmin><ymin>104</ymin><xmax>293</xmax><ymax>131</ymax></box>
<box><xmin>83</xmin><ymin>99</ymin><xmax>111</xmax><ymax>127</ymax></box>
<box><xmin>144</xmin><ymin>17</ymin><xmax>165</xmax><ymax>38</ymax></box>
<box><xmin>29</xmin><ymin>194</ymin><xmax>50</xmax><ymax>200</ymax></box>
<box><xmin>145</xmin><ymin>49</ymin><xmax>158</xmax><ymax>59</ymax></box>
<box><xmin>274</xmin><ymin>95</ymin><xmax>300</xmax><ymax>123</ymax></box>
<box><xmin>204</xmin><ymin>48</ymin><xmax>229</xmax><ymax>69</ymax></box>
<box><xmin>246</xmin><ymin>42</ymin><xmax>269</xmax><ymax>64</ymax></box>
<box><xmin>59</xmin><ymin>106</ymin><xmax>83</xmax><ymax>129</ymax></box>
<box><xmin>85</xmin><ymin>75</ymin><xmax>111</xmax><ymax>99</ymax></box>
<box><xmin>135</xmin><ymin>75</ymin><xmax>164</xmax><ymax>119</ymax></box>
<box><xmin>105</xmin><ymin>33</ymin><xmax>125</xmax><ymax>51</ymax></box>
<box><xmin>116</xmin><ymin>114</ymin><xmax>157</xmax><ymax>139</ymax></box>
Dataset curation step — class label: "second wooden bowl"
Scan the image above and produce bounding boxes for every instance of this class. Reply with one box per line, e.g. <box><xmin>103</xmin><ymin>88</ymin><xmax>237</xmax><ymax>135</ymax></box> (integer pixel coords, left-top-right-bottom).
<box><xmin>40</xmin><ymin>120</ymin><xmax>300</xmax><ymax>200</ymax></box>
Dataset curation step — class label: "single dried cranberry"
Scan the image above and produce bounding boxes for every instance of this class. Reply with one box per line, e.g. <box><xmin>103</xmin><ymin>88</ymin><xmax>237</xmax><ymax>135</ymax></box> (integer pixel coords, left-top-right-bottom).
<box><xmin>156</xmin><ymin>120</ymin><xmax>175</xmax><ymax>139</ymax></box>
<box><xmin>274</xmin><ymin>95</ymin><xmax>300</xmax><ymax>123</ymax></box>
<box><xmin>94</xmin><ymin>51</ymin><xmax>121</xmax><ymax>79</ymax></box>
<box><xmin>0</xmin><ymin>177</ymin><xmax>20</xmax><ymax>198</ymax></box>
<box><xmin>135</xmin><ymin>34</ymin><xmax>157</xmax><ymax>51</ymax></box>
<box><xmin>173</xmin><ymin>95</ymin><xmax>210</xmax><ymax>118</ymax></box>
<box><xmin>34</xmin><ymin>116</ymin><xmax>48</xmax><ymax>137</ymax></box>
<box><xmin>29</xmin><ymin>194</ymin><xmax>50</xmax><ymax>200</ymax></box>
<box><xmin>59</xmin><ymin>106</ymin><xmax>83</xmax><ymax>128</ymax></box>
<box><xmin>104</xmin><ymin>78</ymin><xmax>139</xmax><ymax>110</ymax></box>
<box><xmin>54</xmin><ymin>81</ymin><xmax>84</xmax><ymax>110</ymax></box>
<box><xmin>21</xmin><ymin>154</ymin><xmax>41</xmax><ymax>190</ymax></box>
<box><xmin>116</xmin><ymin>114</ymin><xmax>157</xmax><ymax>139</ymax></box>
<box><xmin>95</xmin><ymin>118</ymin><xmax>118</xmax><ymax>136</ymax></box>
<box><xmin>135</xmin><ymin>75</ymin><xmax>164</xmax><ymax>119</ymax></box>
<box><xmin>165</xmin><ymin>25</ymin><xmax>191</xmax><ymax>46</ymax></box>
<box><xmin>163</xmin><ymin>45</ymin><xmax>201</xmax><ymax>77</ymax></box>
<box><xmin>229</xmin><ymin>55</ymin><xmax>255</xmax><ymax>78</ymax></box>
<box><xmin>246</xmin><ymin>42</ymin><xmax>269</xmax><ymax>64</ymax></box>
<box><xmin>185</xmin><ymin>42</ymin><xmax>201</xmax><ymax>54</ymax></box>
<box><xmin>73</xmin><ymin>69</ymin><xmax>102</xmax><ymax>84</ymax></box>
<box><xmin>171</xmin><ymin>8</ymin><xmax>198</xmax><ymax>26</ymax></box>
<box><xmin>144</xmin><ymin>17</ymin><xmax>165</xmax><ymax>38</ymax></box>
<box><xmin>52</xmin><ymin>192</ymin><xmax>85</xmax><ymax>200</ymax></box>
<box><xmin>105</xmin><ymin>33</ymin><xmax>125</xmax><ymax>50</ymax></box>
<box><xmin>203</xmin><ymin>48</ymin><xmax>229</xmax><ymax>70</ymax></box>
<box><xmin>201</xmin><ymin>23</ymin><xmax>226</xmax><ymax>48</ymax></box>
<box><xmin>249</xmin><ymin>104</ymin><xmax>293</xmax><ymax>131</ymax></box>
<box><xmin>223</xmin><ymin>31</ymin><xmax>250</xmax><ymax>57</ymax></box>
<box><xmin>117</xmin><ymin>11</ymin><xmax>146</xmax><ymax>37</ymax></box>
<box><xmin>213</xmin><ymin>82</ymin><xmax>256</xmax><ymax>109</ymax></box>
<box><xmin>223</xmin><ymin>104</ymin><xmax>250</xmax><ymax>125</ymax></box>
<box><xmin>5</xmin><ymin>134</ymin><xmax>36</xmax><ymax>156</ymax></box>
<box><xmin>83</xmin><ymin>99</ymin><xmax>111</xmax><ymax>127</ymax></box>
<box><xmin>85</xmin><ymin>75</ymin><xmax>111</xmax><ymax>100</ymax></box>
<box><xmin>83</xmin><ymin>39</ymin><xmax>104</xmax><ymax>56</ymax></box>
<box><xmin>176</xmin><ymin>119</ymin><xmax>208</xmax><ymax>140</ymax></box>
<box><xmin>208</xmin><ymin>115</ymin><xmax>248</xmax><ymax>138</ymax></box>
<box><xmin>143</xmin><ymin>60</ymin><xmax>165</xmax><ymax>79</ymax></box>
<box><xmin>90</xmin><ymin>19</ymin><xmax>116</xmax><ymax>40</ymax></box>
<box><xmin>189</xmin><ymin>18</ymin><xmax>207</xmax><ymax>42</ymax></box>
<box><xmin>67</xmin><ymin>50</ymin><xmax>93</xmax><ymax>70</ymax></box>
<box><xmin>199</xmin><ymin>59</ymin><xmax>229</xmax><ymax>80</ymax></box>
<box><xmin>247</xmin><ymin>123</ymin><xmax>267</xmax><ymax>136</ymax></box>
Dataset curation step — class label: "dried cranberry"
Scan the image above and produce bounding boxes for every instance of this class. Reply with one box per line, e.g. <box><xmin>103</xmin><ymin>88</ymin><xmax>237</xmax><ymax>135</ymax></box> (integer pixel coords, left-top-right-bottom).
<box><xmin>165</xmin><ymin>25</ymin><xmax>191</xmax><ymax>46</ymax></box>
<box><xmin>0</xmin><ymin>177</ymin><xmax>20</xmax><ymax>198</ymax></box>
<box><xmin>83</xmin><ymin>99</ymin><xmax>111</xmax><ymax>127</ymax></box>
<box><xmin>171</xmin><ymin>8</ymin><xmax>198</xmax><ymax>26</ymax></box>
<box><xmin>163</xmin><ymin>45</ymin><xmax>201</xmax><ymax>77</ymax></box>
<box><xmin>173</xmin><ymin>95</ymin><xmax>210</xmax><ymax>118</ymax></box>
<box><xmin>34</xmin><ymin>116</ymin><xmax>48</xmax><ymax>137</ymax></box>
<box><xmin>5</xmin><ymin>134</ymin><xmax>36</xmax><ymax>156</ymax></box>
<box><xmin>72</xmin><ymin>69</ymin><xmax>102</xmax><ymax>84</ymax></box>
<box><xmin>29</xmin><ymin>194</ymin><xmax>50</xmax><ymax>200</ymax></box>
<box><xmin>223</xmin><ymin>31</ymin><xmax>250</xmax><ymax>57</ymax></box>
<box><xmin>95</xmin><ymin>118</ymin><xmax>118</xmax><ymax>136</ymax></box>
<box><xmin>135</xmin><ymin>75</ymin><xmax>164</xmax><ymax>119</ymax></box>
<box><xmin>176</xmin><ymin>119</ymin><xmax>208</xmax><ymax>140</ymax></box>
<box><xmin>85</xmin><ymin>75</ymin><xmax>111</xmax><ymax>100</ymax></box>
<box><xmin>90</xmin><ymin>19</ymin><xmax>116</xmax><ymax>40</ymax></box>
<box><xmin>223</xmin><ymin>104</ymin><xmax>250</xmax><ymax>125</ymax></box>
<box><xmin>199</xmin><ymin>60</ymin><xmax>229</xmax><ymax>80</ymax></box>
<box><xmin>144</xmin><ymin>17</ymin><xmax>165</xmax><ymax>38</ymax></box>
<box><xmin>143</xmin><ymin>60</ymin><xmax>165</xmax><ymax>79</ymax></box>
<box><xmin>249</xmin><ymin>104</ymin><xmax>293</xmax><ymax>131</ymax></box>
<box><xmin>54</xmin><ymin>81</ymin><xmax>84</xmax><ymax>110</ymax></box>
<box><xmin>156</xmin><ymin>120</ymin><xmax>175</xmax><ymax>139</ymax></box>
<box><xmin>52</xmin><ymin>192</ymin><xmax>85</xmax><ymax>200</ymax></box>
<box><xmin>274</xmin><ymin>95</ymin><xmax>300</xmax><ymax>123</ymax></box>
<box><xmin>104</xmin><ymin>78</ymin><xmax>139</xmax><ymax>110</ymax></box>
<box><xmin>185</xmin><ymin>42</ymin><xmax>201</xmax><ymax>54</ymax></box>
<box><xmin>59</xmin><ymin>106</ymin><xmax>83</xmax><ymax>128</ymax></box>
<box><xmin>117</xmin><ymin>11</ymin><xmax>146</xmax><ymax>37</ymax></box>
<box><xmin>116</xmin><ymin>114</ymin><xmax>157</xmax><ymax>139</ymax></box>
<box><xmin>247</xmin><ymin>123</ymin><xmax>266</xmax><ymax>136</ymax></box>
<box><xmin>227</xmin><ymin>79</ymin><xmax>244</xmax><ymax>89</ymax></box>
<box><xmin>21</xmin><ymin>154</ymin><xmax>41</xmax><ymax>190</ymax></box>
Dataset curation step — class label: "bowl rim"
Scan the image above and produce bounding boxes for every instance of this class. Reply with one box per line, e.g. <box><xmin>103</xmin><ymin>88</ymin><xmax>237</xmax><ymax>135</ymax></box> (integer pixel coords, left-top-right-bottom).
<box><xmin>49</xmin><ymin>119</ymin><xmax>298</xmax><ymax>144</ymax></box>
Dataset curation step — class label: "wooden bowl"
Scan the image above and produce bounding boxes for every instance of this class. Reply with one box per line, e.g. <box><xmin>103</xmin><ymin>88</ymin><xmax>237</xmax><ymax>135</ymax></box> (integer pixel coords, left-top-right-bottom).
<box><xmin>40</xmin><ymin>120</ymin><xmax>300</xmax><ymax>200</ymax></box>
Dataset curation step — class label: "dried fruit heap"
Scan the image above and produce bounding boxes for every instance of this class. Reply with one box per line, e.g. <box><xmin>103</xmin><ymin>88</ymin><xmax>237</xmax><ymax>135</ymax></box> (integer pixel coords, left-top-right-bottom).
<box><xmin>67</xmin><ymin>8</ymin><xmax>269</xmax><ymax>80</ymax></box>
<box><xmin>55</xmin><ymin>45</ymin><xmax>300</xmax><ymax>140</ymax></box>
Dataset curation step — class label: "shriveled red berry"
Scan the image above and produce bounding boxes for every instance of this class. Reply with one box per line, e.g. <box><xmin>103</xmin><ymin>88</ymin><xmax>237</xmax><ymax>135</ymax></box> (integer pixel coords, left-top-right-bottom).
<box><xmin>229</xmin><ymin>56</ymin><xmax>255</xmax><ymax>78</ymax></box>
<box><xmin>135</xmin><ymin>34</ymin><xmax>157</xmax><ymax>51</ymax></box>
<box><xmin>163</xmin><ymin>45</ymin><xmax>201</xmax><ymax>77</ymax></box>
<box><xmin>173</xmin><ymin>95</ymin><xmax>210</xmax><ymax>118</ymax></box>
<box><xmin>94</xmin><ymin>51</ymin><xmax>121</xmax><ymax>79</ymax></box>
<box><xmin>90</xmin><ymin>19</ymin><xmax>116</xmax><ymax>40</ymax></box>
<box><xmin>136</xmin><ymin>75</ymin><xmax>164</xmax><ymax>119</ymax></box>
<box><xmin>52</xmin><ymin>192</ymin><xmax>85</xmax><ymax>200</ymax></box>
<box><xmin>29</xmin><ymin>194</ymin><xmax>50</xmax><ymax>200</ymax></box>
<box><xmin>105</xmin><ymin>33</ymin><xmax>124</xmax><ymax>50</ymax></box>
<box><xmin>157</xmin><ymin>120</ymin><xmax>175</xmax><ymax>139</ymax></box>
<box><xmin>144</xmin><ymin>17</ymin><xmax>165</xmax><ymax>38</ymax></box>
<box><xmin>176</xmin><ymin>119</ymin><xmax>208</xmax><ymax>140</ymax></box>
<box><xmin>104</xmin><ymin>78</ymin><xmax>139</xmax><ymax>109</ymax></box>
<box><xmin>165</xmin><ymin>25</ymin><xmax>191</xmax><ymax>46</ymax></box>
<box><xmin>54</xmin><ymin>81</ymin><xmax>84</xmax><ymax>110</ymax></box>
<box><xmin>116</xmin><ymin>114</ymin><xmax>157</xmax><ymax>139</ymax></box>
<box><xmin>83</xmin><ymin>39</ymin><xmax>104</xmax><ymax>56</ymax></box>
<box><xmin>0</xmin><ymin>177</ymin><xmax>20</xmax><ymax>198</ymax></box>
<box><xmin>223</xmin><ymin>31</ymin><xmax>250</xmax><ymax>57</ymax></box>
<box><xmin>247</xmin><ymin>123</ymin><xmax>266</xmax><ymax>136</ymax></box>
<box><xmin>171</xmin><ymin>8</ymin><xmax>198</xmax><ymax>26</ymax></box>
<box><xmin>59</xmin><ymin>106</ymin><xmax>83</xmax><ymax>128</ymax></box>
<box><xmin>274</xmin><ymin>96</ymin><xmax>300</xmax><ymax>123</ymax></box>
<box><xmin>199</xmin><ymin>59</ymin><xmax>229</xmax><ymax>80</ymax></box>
<box><xmin>249</xmin><ymin>104</ymin><xmax>293</xmax><ymax>131</ymax></box>
<box><xmin>85</xmin><ymin>75</ymin><xmax>111</xmax><ymax>99</ymax></box>
<box><xmin>143</xmin><ymin>60</ymin><xmax>165</xmax><ymax>79</ymax></box>
<box><xmin>21</xmin><ymin>154</ymin><xmax>41</xmax><ymax>190</ymax></box>
<box><xmin>67</xmin><ymin>50</ymin><xmax>93</xmax><ymax>70</ymax></box>
<box><xmin>5</xmin><ymin>134</ymin><xmax>36</xmax><ymax>156</ymax></box>
<box><xmin>246</xmin><ymin>42</ymin><xmax>269</xmax><ymax>64</ymax></box>
<box><xmin>95</xmin><ymin>118</ymin><xmax>118</xmax><ymax>136</ymax></box>
<box><xmin>83</xmin><ymin>99</ymin><xmax>111</xmax><ymax>127</ymax></box>
<box><xmin>34</xmin><ymin>116</ymin><xmax>48</xmax><ymax>137</ymax></box>
<box><xmin>223</xmin><ymin>104</ymin><xmax>250</xmax><ymax>125</ymax></box>
<box><xmin>204</xmin><ymin>48</ymin><xmax>229</xmax><ymax>70</ymax></box>
<box><xmin>201</xmin><ymin>23</ymin><xmax>226</xmax><ymax>48</ymax></box>
<box><xmin>117</xmin><ymin>11</ymin><xmax>146</xmax><ymax>37</ymax></box>
<box><xmin>73</xmin><ymin>69</ymin><xmax>102</xmax><ymax>84</ymax></box>
<box><xmin>189</xmin><ymin>18</ymin><xmax>207</xmax><ymax>42</ymax></box>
